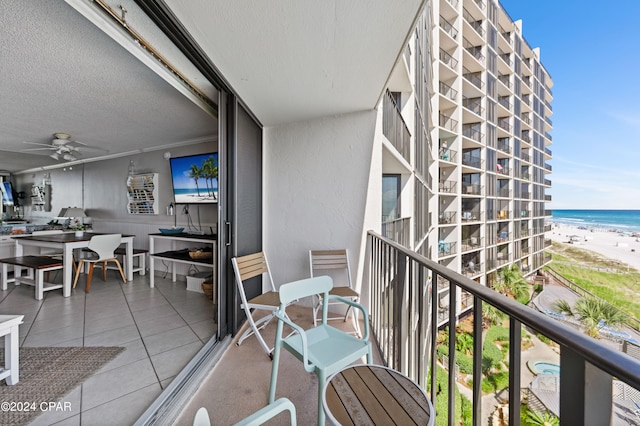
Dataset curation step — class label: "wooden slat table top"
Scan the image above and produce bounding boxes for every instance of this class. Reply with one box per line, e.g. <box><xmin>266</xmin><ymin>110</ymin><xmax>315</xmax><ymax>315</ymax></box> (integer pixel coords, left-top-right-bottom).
<box><xmin>323</xmin><ymin>364</ymin><xmax>433</xmax><ymax>426</ymax></box>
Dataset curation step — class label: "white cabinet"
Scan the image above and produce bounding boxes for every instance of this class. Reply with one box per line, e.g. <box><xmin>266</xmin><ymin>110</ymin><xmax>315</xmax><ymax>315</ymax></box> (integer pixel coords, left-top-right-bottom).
<box><xmin>126</xmin><ymin>173</ymin><xmax>158</xmax><ymax>215</ymax></box>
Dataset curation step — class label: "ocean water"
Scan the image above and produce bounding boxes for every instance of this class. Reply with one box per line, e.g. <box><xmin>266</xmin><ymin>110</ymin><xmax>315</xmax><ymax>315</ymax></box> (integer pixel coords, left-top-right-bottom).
<box><xmin>551</xmin><ymin>210</ymin><xmax>640</xmax><ymax>233</ymax></box>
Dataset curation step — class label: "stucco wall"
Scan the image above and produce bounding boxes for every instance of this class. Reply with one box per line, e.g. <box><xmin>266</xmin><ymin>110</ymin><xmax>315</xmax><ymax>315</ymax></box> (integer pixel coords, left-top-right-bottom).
<box><xmin>263</xmin><ymin>110</ymin><xmax>381</xmax><ymax>299</ymax></box>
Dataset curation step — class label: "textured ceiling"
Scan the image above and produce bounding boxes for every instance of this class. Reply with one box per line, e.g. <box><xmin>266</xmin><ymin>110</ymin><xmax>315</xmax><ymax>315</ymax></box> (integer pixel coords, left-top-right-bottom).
<box><xmin>164</xmin><ymin>0</ymin><xmax>425</xmax><ymax>126</ymax></box>
<box><xmin>0</xmin><ymin>0</ymin><xmax>425</xmax><ymax>173</ymax></box>
<box><xmin>0</xmin><ymin>0</ymin><xmax>217</xmax><ymax>173</ymax></box>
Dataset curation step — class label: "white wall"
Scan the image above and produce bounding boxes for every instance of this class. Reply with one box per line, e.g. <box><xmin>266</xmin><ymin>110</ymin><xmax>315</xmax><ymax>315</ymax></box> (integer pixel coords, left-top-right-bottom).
<box><xmin>14</xmin><ymin>142</ymin><xmax>217</xmax><ymax>267</ymax></box>
<box><xmin>264</xmin><ymin>110</ymin><xmax>381</xmax><ymax>302</ymax></box>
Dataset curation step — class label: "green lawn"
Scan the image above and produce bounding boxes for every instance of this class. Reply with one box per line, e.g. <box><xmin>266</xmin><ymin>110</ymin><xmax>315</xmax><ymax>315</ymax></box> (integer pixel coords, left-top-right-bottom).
<box><xmin>548</xmin><ymin>242</ymin><xmax>640</xmax><ymax>321</ymax></box>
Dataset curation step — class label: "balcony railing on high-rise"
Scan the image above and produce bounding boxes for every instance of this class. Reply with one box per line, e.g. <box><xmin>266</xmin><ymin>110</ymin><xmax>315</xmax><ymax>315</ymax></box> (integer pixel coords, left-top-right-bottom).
<box><xmin>383</xmin><ymin>90</ymin><xmax>411</xmax><ymax>162</ymax></box>
<box><xmin>463</xmin><ymin>8</ymin><xmax>485</xmax><ymax>37</ymax></box>
<box><xmin>438</xmin><ymin>240</ymin><xmax>456</xmax><ymax>256</ymax></box>
<box><xmin>498</xmin><ymin>117</ymin><xmax>511</xmax><ymax>132</ymax></box>
<box><xmin>463</xmin><ymin>67</ymin><xmax>484</xmax><ymax>89</ymax></box>
<box><xmin>497</xmin><ymin>138</ymin><xmax>511</xmax><ymax>154</ymax></box>
<box><xmin>439</xmin><ymin>15</ymin><xmax>458</xmax><ymax>40</ymax></box>
<box><xmin>367</xmin><ymin>232</ymin><xmax>640</xmax><ymax>426</ymax></box>
<box><xmin>381</xmin><ymin>217</ymin><xmax>410</xmax><ymax>247</ymax></box>
<box><xmin>439</xmin><ymin>81</ymin><xmax>458</xmax><ymax>101</ymax></box>
<box><xmin>439</xmin><ymin>48</ymin><xmax>458</xmax><ymax>69</ymax></box>
<box><xmin>498</xmin><ymin>96</ymin><xmax>511</xmax><ymax>111</ymax></box>
<box><xmin>438</xmin><ymin>179</ymin><xmax>457</xmax><ymax>193</ymax></box>
<box><xmin>462</xmin><ymin>124</ymin><xmax>484</xmax><ymax>143</ymax></box>
<box><xmin>462</xmin><ymin>97</ymin><xmax>484</xmax><ymax>117</ymax></box>
<box><xmin>497</xmin><ymin>74</ymin><xmax>511</xmax><ymax>89</ymax></box>
<box><xmin>463</xmin><ymin>37</ymin><xmax>484</xmax><ymax>62</ymax></box>
<box><xmin>439</xmin><ymin>211</ymin><xmax>456</xmax><ymax>225</ymax></box>
<box><xmin>439</xmin><ymin>112</ymin><xmax>458</xmax><ymax>132</ymax></box>
<box><xmin>462</xmin><ymin>183</ymin><xmax>483</xmax><ymax>195</ymax></box>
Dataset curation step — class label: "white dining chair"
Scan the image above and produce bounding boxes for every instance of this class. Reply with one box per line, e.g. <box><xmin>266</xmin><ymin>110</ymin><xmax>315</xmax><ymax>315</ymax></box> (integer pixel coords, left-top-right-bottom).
<box><xmin>72</xmin><ymin>234</ymin><xmax>126</xmax><ymax>293</ymax></box>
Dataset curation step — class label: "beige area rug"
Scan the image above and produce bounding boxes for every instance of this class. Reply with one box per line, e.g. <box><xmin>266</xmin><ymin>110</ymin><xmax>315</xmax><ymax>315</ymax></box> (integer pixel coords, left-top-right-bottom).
<box><xmin>0</xmin><ymin>346</ymin><xmax>124</xmax><ymax>425</ymax></box>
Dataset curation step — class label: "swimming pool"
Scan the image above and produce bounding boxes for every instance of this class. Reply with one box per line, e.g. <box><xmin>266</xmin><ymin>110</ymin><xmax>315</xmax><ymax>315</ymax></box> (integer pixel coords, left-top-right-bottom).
<box><xmin>529</xmin><ymin>361</ymin><xmax>560</xmax><ymax>375</ymax></box>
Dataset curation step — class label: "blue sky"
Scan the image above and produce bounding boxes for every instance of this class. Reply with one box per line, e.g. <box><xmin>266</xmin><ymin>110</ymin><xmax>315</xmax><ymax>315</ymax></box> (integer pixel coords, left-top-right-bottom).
<box><xmin>500</xmin><ymin>1</ymin><xmax>640</xmax><ymax>209</ymax></box>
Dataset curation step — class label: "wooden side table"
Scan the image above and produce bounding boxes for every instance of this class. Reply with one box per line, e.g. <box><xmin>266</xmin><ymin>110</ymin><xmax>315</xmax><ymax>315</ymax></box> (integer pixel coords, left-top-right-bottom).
<box><xmin>0</xmin><ymin>315</ymin><xmax>24</xmax><ymax>385</ymax></box>
<box><xmin>323</xmin><ymin>364</ymin><xmax>434</xmax><ymax>425</ymax></box>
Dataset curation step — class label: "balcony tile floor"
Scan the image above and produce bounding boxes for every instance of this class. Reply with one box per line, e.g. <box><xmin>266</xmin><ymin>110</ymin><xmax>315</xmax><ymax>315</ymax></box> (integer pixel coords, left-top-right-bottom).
<box><xmin>0</xmin><ymin>270</ymin><xmax>215</xmax><ymax>425</ymax></box>
<box><xmin>175</xmin><ymin>305</ymin><xmax>379</xmax><ymax>426</ymax></box>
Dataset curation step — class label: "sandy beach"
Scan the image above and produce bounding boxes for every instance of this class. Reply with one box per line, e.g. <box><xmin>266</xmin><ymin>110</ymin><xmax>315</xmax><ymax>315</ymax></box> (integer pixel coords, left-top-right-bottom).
<box><xmin>546</xmin><ymin>223</ymin><xmax>640</xmax><ymax>272</ymax></box>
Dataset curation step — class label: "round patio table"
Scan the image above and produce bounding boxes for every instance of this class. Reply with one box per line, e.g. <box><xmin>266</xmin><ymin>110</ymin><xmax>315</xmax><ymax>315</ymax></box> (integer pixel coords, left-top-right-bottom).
<box><xmin>323</xmin><ymin>364</ymin><xmax>434</xmax><ymax>425</ymax></box>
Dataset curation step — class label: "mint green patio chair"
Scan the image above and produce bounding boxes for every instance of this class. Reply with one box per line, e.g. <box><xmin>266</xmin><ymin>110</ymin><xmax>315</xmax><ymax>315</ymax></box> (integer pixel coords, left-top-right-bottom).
<box><xmin>268</xmin><ymin>275</ymin><xmax>372</xmax><ymax>426</ymax></box>
<box><xmin>192</xmin><ymin>397</ymin><xmax>296</xmax><ymax>426</ymax></box>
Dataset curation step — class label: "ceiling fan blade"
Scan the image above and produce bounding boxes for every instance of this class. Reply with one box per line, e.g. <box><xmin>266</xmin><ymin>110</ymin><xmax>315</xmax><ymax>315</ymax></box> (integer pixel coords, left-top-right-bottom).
<box><xmin>21</xmin><ymin>147</ymin><xmax>56</xmax><ymax>152</ymax></box>
<box><xmin>76</xmin><ymin>145</ymin><xmax>109</xmax><ymax>152</ymax></box>
<box><xmin>22</xmin><ymin>141</ymin><xmax>54</xmax><ymax>148</ymax></box>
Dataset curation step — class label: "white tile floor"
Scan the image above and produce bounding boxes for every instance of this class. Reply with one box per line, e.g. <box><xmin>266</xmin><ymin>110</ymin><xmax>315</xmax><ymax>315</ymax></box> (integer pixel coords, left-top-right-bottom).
<box><xmin>0</xmin><ymin>269</ymin><xmax>216</xmax><ymax>425</ymax></box>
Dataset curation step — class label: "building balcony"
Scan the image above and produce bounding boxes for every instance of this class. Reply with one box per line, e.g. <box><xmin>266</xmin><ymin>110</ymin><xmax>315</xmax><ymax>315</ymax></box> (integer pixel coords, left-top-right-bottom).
<box><xmin>462</xmin><ymin>260</ymin><xmax>483</xmax><ymax>277</ymax></box>
<box><xmin>497</xmin><ymin>117</ymin><xmax>511</xmax><ymax>132</ymax></box>
<box><xmin>439</xmin><ymin>80</ymin><xmax>458</xmax><ymax>102</ymax></box>
<box><xmin>438</xmin><ymin>179</ymin><xmax>457</xmax><ymax>193</ymax></box>
<box><xmin>439</xmin><ymin>211</ymin><xmax>457</xmax><ymax>225</ymax></box>
<box><xmin>497</xmin><ymin>74</ymin><xmax>511</xmax><ymax>89</ymax></box>
<box><xmin>463</xmin><ymin>96</ymin><xmax>484</xmax><ymax>116</ymax></box>
<box><xmin>462</xmin><ymin>183</ymin><xmax>482</xmax><ymax>195</ymax></box>
<box><xmin>461</xmin><ymin>210</ymin><xmax>481</xmax><ymax>222</ymax></box>
<box><xmin>463</xmin><ymin>8</ymin><xmax>485</xmax><ymax>37</ymax></box>
<box><xmin>439</xmin><ymin>15</ymin><xmax>458</xmax><ymax>40</ymax></box>
<box><xmin>383</xmin><ymin>89</ymin><xmax>411</xmax><ymax>162</ymax></box>
<box><xmin>439</xmin><ymin>48</ymin><xmax>459</xmax><ymax>69</ymax></box>
<box><xmin>462</xmin><ymin>125</ymin><xmax>484</xmax><ymax>143</ymax></box>
<box><xmin>463</xmin><ymin>67</ymin><xmax>484</xmax><ymax>89</ymax></box>
<box><xmin>497</xmin><ymin>187</ymin><xmax>511</xmax><ymax>198</ymax></box>
<box><xmin>439</xmin><ymin>112</ymin><xmax>459</xmax><ymax>132</ymax></box>
<box><xmin>464</xmin><ymin>44</ymin><xmax>485</xmax><ymax>64</ymax></box>
<box><xmin>438</xmin><ymin>240</ymin><xmax>457</xmax><ymax>256</ymax></box>
<box><xmin>497</xmin><ymin>230</ymin><xmax>511</xmax><ymax>242</ymax></box>
<box><xmin>461</xmin><ymin>235</ymin><xmax>482</xmax><ymax>250</ymax></box>
<box><xmin>381</xmin><ymin>217</ymin><xmax>410</xmax><ymax>247</ymax></box>
<box><xmin>498</xmin><ymin>95</ymin><xmax>511</xmax><ymax>111</ymax></box>
<box><xmin>497</xmin><ymin>138</ymin><xmax>511</xmax><ymax>154</ymax></box>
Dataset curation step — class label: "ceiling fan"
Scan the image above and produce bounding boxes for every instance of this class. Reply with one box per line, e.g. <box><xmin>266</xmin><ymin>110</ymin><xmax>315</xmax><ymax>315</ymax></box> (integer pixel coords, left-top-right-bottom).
<box><xmin>22</xmin><ymin>133</ymin><xmax>108</xmax><ymax>161</ymax></box>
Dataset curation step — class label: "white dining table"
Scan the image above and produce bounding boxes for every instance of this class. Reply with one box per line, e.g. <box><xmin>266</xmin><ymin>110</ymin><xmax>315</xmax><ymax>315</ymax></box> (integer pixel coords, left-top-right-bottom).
<box><xmin>13</xmin><ymin>232</ymin><xmax>135</xmax><ymax>297</ymax></box>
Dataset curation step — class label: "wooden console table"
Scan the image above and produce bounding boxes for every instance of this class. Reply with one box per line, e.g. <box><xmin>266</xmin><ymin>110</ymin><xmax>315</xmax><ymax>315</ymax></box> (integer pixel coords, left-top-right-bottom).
<box><xmin>148</xmin><ymin>233</ymin><xmax>216</xmax><ymax>288</ymax></box>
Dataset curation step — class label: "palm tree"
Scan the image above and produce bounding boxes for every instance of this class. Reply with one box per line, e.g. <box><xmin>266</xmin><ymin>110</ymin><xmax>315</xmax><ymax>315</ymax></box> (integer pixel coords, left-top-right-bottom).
<box><xmin>188</xmin><ymin>164</ymin><xmax>203</xmax><ymax>196</ymax></box>
<box><xmin>554</xmin><ymin>297</ymin><xmax>629</xmax><ymax>338</ymax></box>
<box><xmin>526</xmin><ymin>409</ymin><xmax>559</xmax><ymax>426</ymax></box>
<box><xmin>482</xmin><ymin>303</ymin><xmax>506</xmax><ymax>328</ymax></box>
<box><xmin>495</xmin><ymin>264</ymin><xmax>529</xmax><ymax>302</ymax></box>
<box><xmin>202</xmin><ymin>155</ymin><xmax>218</xmax><ymax>200</ymax></box>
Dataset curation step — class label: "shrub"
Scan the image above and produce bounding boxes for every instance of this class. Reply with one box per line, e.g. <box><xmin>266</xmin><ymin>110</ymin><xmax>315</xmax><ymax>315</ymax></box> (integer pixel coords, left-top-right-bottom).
<box><xmin>482</xmin><ymin>341</ymin><xmax>503</xmax><ymax>373</ymax></box>
<box><xmin>430</xmin><ymin>366</ymin><xmax>471</xmax><ymax>426</ymax></box>
<box><xmin>482</xmin><ymin>370</ymin><xmax>509</xmax><ymax>393</ymax></box>
<box><xmin>456</xmin><ymin>351</ymin><xmax>474</xmax><ymax>374</ymax></box>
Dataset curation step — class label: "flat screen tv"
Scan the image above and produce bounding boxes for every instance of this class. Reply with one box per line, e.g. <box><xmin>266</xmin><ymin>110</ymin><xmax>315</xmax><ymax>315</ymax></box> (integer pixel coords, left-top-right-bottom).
<box><xmin>169</xmin><ymin>153</ymin><xmax>218</xmax><ymax>204</ymax></box>
<box><xmin>0</xmin><ymin>182</ymin><xmax>14</xmax><ymax>206</ymax></box>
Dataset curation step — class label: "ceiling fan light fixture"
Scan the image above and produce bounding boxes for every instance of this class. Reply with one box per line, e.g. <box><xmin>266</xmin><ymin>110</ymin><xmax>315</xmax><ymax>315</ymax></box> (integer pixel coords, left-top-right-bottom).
<box><xmin>63</xmin><ymin>154</ymin><xmax>76</xmax><ymax>161</ymax></box>
<box><xmin>50</xmin><ymin>152</ymin><xmax>60</xmax><ymax>160</ymax></box>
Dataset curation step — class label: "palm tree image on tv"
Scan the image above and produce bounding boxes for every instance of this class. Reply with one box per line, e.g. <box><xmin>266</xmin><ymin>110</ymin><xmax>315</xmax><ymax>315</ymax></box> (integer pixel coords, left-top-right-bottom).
<box><xmin>170</xmin><ymin>154</ymin><xmax>218</xmax><ymax>204</ymax></box>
